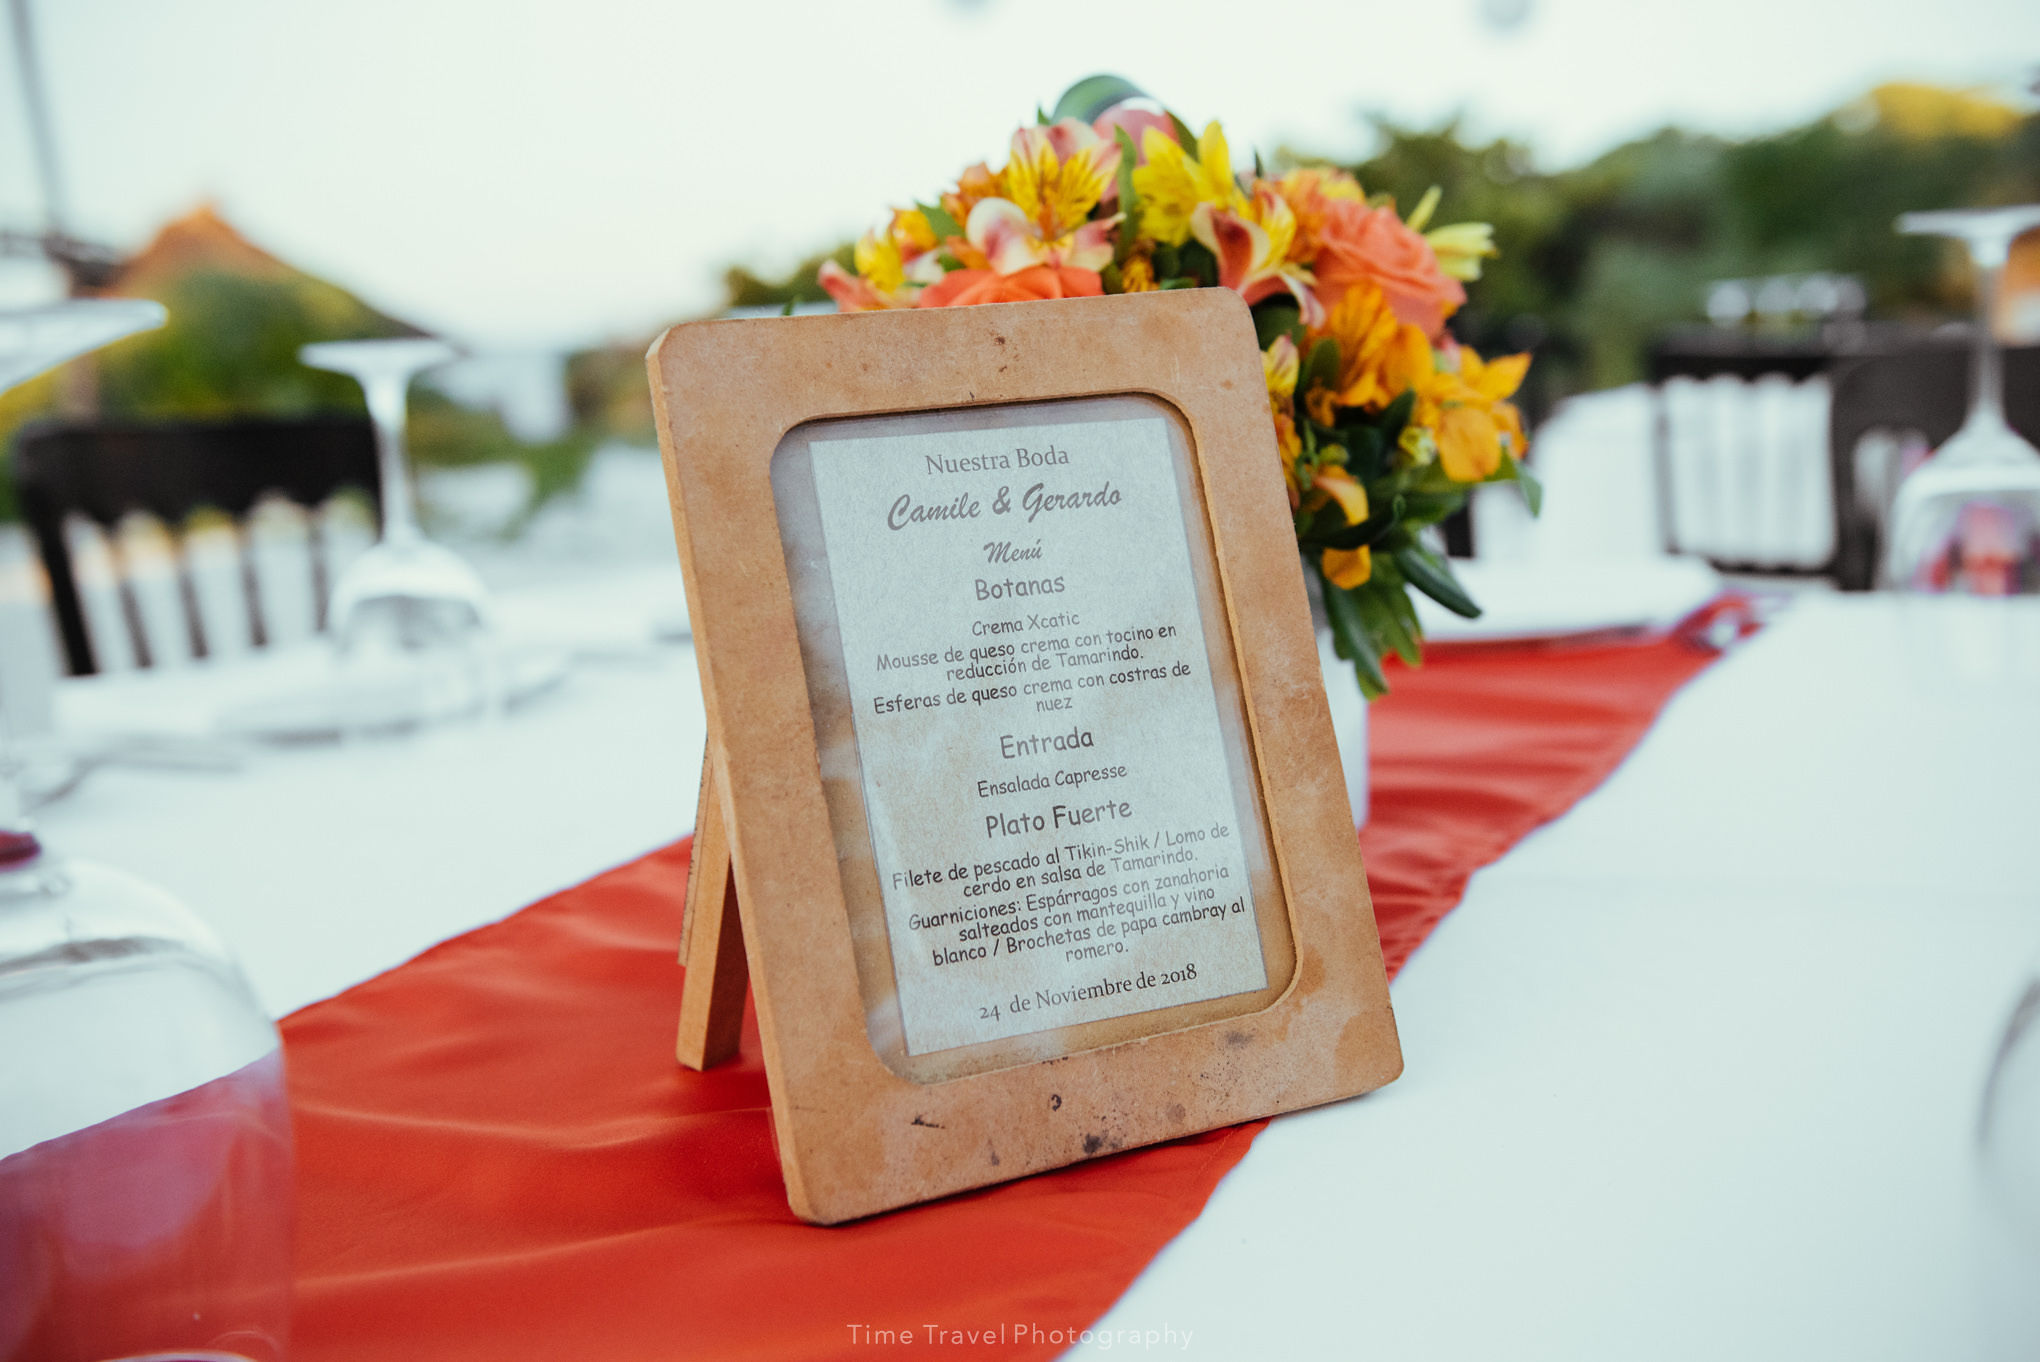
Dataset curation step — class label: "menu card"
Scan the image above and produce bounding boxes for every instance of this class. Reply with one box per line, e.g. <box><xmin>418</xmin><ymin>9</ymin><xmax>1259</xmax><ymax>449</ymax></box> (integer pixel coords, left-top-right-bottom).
<box><xmin>806</xmin><ymin>414</ymin><xmax>1269</xmax><ymax>1055</ymax></box>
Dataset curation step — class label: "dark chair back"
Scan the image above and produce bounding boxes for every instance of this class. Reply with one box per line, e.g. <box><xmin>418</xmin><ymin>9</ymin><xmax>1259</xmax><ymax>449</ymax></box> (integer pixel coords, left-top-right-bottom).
<box><xmin>11</xmin><ymin>416</ymin><xmax>380</xmax><ymax>674</ymax></box>
<box><xmin>1826</xmin><ymin>342</ymin><xmax>2040</xmax><ymax>589</ymax></box>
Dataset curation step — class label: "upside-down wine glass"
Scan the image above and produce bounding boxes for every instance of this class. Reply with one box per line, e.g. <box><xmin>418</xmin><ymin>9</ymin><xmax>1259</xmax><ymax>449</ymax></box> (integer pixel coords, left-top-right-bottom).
<box><xmin>1</xmin><ymin>300</ymin><xmax>294</xmax><ymax>1362</ymax></box>
<box><xmin>298</xmin><ymin>338</ymin><xmax>489</xmax><ymax>650</ymax></box>
<box><xmin>1884</xmin><ymin>207</ymin><xmax>2040</xmax><ymax>598</ymax></box>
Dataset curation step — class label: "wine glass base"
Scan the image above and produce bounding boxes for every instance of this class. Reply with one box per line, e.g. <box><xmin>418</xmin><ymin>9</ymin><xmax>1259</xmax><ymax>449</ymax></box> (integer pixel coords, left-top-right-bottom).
<box><xmin>328</xmin><ymin>537</ymin><xmax>492</xmax><ymax>653</ymax></box>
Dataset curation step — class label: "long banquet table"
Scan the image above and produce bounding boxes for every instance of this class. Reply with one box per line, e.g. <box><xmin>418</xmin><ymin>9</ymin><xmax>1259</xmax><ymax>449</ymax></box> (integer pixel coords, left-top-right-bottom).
<box><xmin>37</xmin><ymin>586</ymin><xmax>2040</xmax><ymax>1359</ymax></box>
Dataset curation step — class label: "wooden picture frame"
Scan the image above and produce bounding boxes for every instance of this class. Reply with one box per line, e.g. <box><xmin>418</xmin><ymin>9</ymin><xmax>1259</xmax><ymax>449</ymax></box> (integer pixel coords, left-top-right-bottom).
<box><xmin>650</xmin><ymin>288</ymin><xmax>1400</xmax><ymax>1224</ymax></box>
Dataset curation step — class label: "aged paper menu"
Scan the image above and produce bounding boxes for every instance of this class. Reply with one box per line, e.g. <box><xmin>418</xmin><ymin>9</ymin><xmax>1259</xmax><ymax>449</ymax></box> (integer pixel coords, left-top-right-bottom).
<box><xmin>804</xmin><ymin>413</ymin><xmax>1269</xmax><ymax>1055</ymax></box>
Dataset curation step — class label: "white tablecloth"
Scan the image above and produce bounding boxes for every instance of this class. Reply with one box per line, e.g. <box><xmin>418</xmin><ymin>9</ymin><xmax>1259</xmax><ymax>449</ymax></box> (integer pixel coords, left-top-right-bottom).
<box><xmin>42</xmin><ymin>565</ymin><xmax>707</xmax><ymax>1018</ymax></box>
<box><xmin>1098</xmin><ymin>596</ymin><xmax>2040</xmax><ymax>1359</ymax></box>
<box><xmin>34</xmin><ymin>590</ymin><xmax>2040</xmax><ymax>1359</ymax></box>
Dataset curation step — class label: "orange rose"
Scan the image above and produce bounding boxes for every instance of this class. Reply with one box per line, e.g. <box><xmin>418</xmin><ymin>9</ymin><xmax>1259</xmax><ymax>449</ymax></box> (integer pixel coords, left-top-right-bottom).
<box><xmin>1313</xmin><ymin>200</ymin><xmax>1466</xmax><ymax>340</ymax></box>
<box><xmin>917</xmin><ymin>264</ymin><xmax>1103</xmax><ymax>308</ymax></box>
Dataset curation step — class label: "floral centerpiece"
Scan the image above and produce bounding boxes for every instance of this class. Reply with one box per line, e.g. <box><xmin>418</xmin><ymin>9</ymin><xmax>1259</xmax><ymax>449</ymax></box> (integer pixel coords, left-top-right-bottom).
<box><xmin>819</xmin><ymin>76</ymin><xmax>1539</xmax><ymax>698</ymax></box>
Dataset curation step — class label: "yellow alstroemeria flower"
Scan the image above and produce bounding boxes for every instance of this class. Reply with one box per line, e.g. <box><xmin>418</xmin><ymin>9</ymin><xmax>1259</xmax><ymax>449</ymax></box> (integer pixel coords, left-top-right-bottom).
<box><xmin>1117</xmin><ymin>247</ymin><xmax>1158</xmax><ymax>292</ymax></box>
<box><xmin>1133</xmin><ymin>120</ymin><xmax>1247</xmax><ymax>247</ymax></box>
<box><xmin>854</xmin><ymin>230</ymin><xmax>906</xmax><ymax>295</ymax></box>
<box><xmin>864</xmin><ymin>209</ymin><xmax>942</xmax><ymax>290</ymax></box>
<box><xmin>1192</xmin><ymin>184</ymin><xmax>1322</xmax><ymax>324</ymax></box>
<box><xmin>1426</xmin><ymin>222</ymin><xmax>1498</xmax><ymax>282</ymax></box>
<box><xmin>1304</xmin><ymin>281</ymin><xmax>1432</xmax><ymax>426</ymax></box>
<box><xmin>1322</xmin><ymin>545</ymin><xmax>1372</xmax><ymax>588</ymax></box>
<box><xmin>819</xmin><ymin>208</ymin><xmax>944</xmax><ymax>311</ymax></box>
<box><xmin>965</xmin><ymin>197</ymin><xmax>1118</xmax><ymax>276</ymax></box>
<box><xmin>999</xmin><ymin>121</ymin><xmax>1120</xmax><ymax>246</ymax></box>
<box><xmin>1263</xmin><ymin>335</ymin><xmax>1302</xmax><ymax>478</ymax></box>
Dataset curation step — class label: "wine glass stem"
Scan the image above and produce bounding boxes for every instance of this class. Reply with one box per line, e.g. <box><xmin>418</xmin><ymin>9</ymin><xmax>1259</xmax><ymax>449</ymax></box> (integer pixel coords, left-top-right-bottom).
<box><xmin>1972</xmin><ymin>260</ymin><xmax>2007</xmax><ymax>428</ymax></box>
<box><xmin>363</xmin><ymin>372</ymin><xmax>423</xmax><ymax>547</ymax></box>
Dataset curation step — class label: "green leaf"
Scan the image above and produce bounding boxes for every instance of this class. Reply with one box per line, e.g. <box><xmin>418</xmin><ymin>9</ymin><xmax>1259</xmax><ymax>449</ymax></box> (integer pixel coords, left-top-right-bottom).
<box><xmin>1252</xmin><ymin>300</ymin><xmax>1302</xmax><ymax>351</ymax></box>
<box><xmin>1375</xmin><ymin>563</ymin><xmax>1428</xmax><ymax>655</ymax></box>
<box><xmin>1305</xmin><ymin>499</ymin><xmax>1349</xmax><ymax>544</ymax></box>
<box><xmin>1510</xmin><ymin>456</ymin><xmax>1544</xmax><ymax>516</ymax></box>
<box><xmin>1167</xmin><ymin>111</ymin><xmax>1200</xmax><ymax>151</ymax></box>
<box><xmin>1343</xmin><ymin>423</ymin><xmax>1386</xmax><ymax>479</ymax></box>
<box><xmin>780</xmin><ymin>298</ymin><xmax>796</xmax><ymax>317</ymax></box>
<box><xmin>1390</xmin><ymin>491</ymin><xmax>1466</xmax><ymax>530</ymax></box>
<box><xmin>1320</xmin><ymin>570</ymin><xmax>1388</xmax><ymax>698</ymax></box>
<box><xmin>1052</xmin><ymin>74</ymin><xmax>1148</xmax><ymax>124</ymax></box>
<box><xmin>1312</xmin><ymin>504</ymin><xmax>1402</xmax><ymax>552</ymax></box>
<box><xmin>1112</xmin><ymin>127</ymin><xmax>1142</xmax><ymax>261</ymax></box>
<box><xmin>1377</xmin><ymin>388</ymin><xmax>1416</xmax><ymax>445</ymax></box>
<box><xmin>1175</xmin><ymin>240</ymin><xmax>1218</xmax><ymax>287</ymax></box>
<box><xmin>1395</xmin><ymin>543</ymin><xmax>1481</xmax><ymax>619</ymax></box>
<box><xmin>1302</xmin><ymin>338</ymin><xmax>1341</xmax><ymax>399</ymax></box>
<box><xmin>1353</xmin><ymin>579</ymin><xmax>1421</xmax><ymax>668</ymax></box>
<box><xmin>1157</xmin><ymin>277</ymin><xmax>1200</xmax><ymax>290</ymax></box>
<box><xmin>916</xmin><ymin>201</ymin><xmax>962</xmax><ymax>241</ymax></box>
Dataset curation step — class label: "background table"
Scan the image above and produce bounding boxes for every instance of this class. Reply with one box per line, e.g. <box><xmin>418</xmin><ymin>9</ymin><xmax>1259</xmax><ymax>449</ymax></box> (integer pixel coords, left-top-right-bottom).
<box><xmin>36</xmin><ymin>588</ymin><xmax>2040</xmax><ymax>1359</ymax></box>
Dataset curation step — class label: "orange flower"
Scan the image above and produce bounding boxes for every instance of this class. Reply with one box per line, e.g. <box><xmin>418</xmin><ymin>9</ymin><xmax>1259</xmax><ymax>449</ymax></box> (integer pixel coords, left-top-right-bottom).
<box><xmin>1315</xmin><ymin>466</ymin><xmax>1374</xmax><ymax>589</ymax></box>
<box><xmin>1271</xmin><ymin>167</ymin><xmax>1366</xmax><ymax>264</ymax></box>
<box><xmin>1312</xmin><ymin>465</ymin><xmax>1368</xmax><ymax>524</ymax></box>
<box><xmin>1321</xmin><ymin>545</ymin><xmax>1372</xmax><ymax>589</ymax></box>
<box><xmin>1314</xmin><ymin>199</ymin><xmax>1466</xmax><ymax>340</ymax></box>
<box><xmin>941</xmin><ymin>163</ymin><xmax>1001</xmax><ymax>236</ymax></box>
<box><xmin>1304</xmin><ymin>281</ymin><xmax>1432</xmax><ymax>425</ymax></box>
<box><xmin>1435</xmin><ymin>403</ymin><xmax>1503</xmax><ymax>481</ymax></box>
<box><xmin>1191</xmin><ymin>183</ymin><xmax>1321</xmax><ymax>323</ymax></box>
<box><xmin>917</xmin><ymin>264</ymin><xmax>1103</xmax><ymax>308</ymax></box>
<box><xmin>1415</xmin><ymin>345</ymin><xmax>1531</xmax><ymax>481</ymax></box>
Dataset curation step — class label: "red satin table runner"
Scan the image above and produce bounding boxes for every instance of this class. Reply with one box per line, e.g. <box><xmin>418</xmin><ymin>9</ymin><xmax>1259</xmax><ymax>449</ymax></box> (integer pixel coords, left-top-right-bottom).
<box><xmin>285</xmin><ymin>630</ymin><xmax>1721</xmax><ymax>1361</ymax></box>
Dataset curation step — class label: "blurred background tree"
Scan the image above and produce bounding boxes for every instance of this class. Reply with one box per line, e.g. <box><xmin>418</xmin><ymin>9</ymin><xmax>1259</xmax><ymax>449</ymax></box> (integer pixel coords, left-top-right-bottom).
<box><xmin>1324</xmin><ymin>81</ymin><xmax>2038</xmax><ymax>417</ymax></box>
<box><xmin>0</xmin><ymin>207</ymin><xmax>600</xmax><ymax>524</ymax></box>
<box><xmin>3</xmin><ymin>81</ymin><xmax>2034</xmax><ymax>524</ymax></box>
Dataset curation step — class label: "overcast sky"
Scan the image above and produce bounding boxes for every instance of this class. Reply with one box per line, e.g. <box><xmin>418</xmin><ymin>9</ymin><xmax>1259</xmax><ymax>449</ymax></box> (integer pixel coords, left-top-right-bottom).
<box><xmin>3</xmin><ymin>0</ymin><xmax>2035</xmax><ymax>349</ymax></box>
